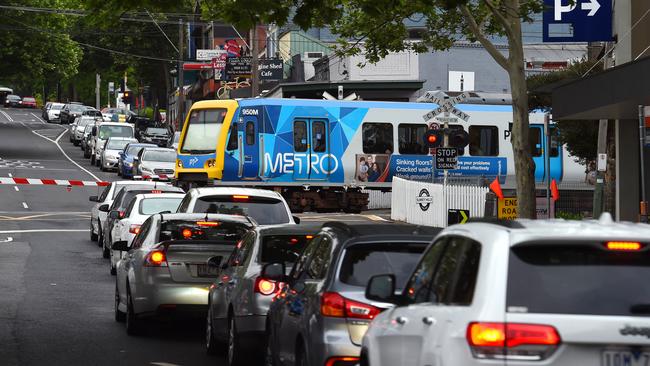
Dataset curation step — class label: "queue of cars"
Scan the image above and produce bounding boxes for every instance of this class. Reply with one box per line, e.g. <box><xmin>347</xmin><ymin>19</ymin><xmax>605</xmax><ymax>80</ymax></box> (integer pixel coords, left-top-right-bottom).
<box><xmin>3</xmin><ymin>94</ymin><xmax>37</xmax><ymax>108</ymax></box>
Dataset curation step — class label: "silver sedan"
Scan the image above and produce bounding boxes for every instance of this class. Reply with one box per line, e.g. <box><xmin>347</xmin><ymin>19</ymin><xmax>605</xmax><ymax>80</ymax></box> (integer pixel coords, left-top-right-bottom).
<box><xmin>113</xmin><ymin>213</ymin><xmax>254</xmax><ymax>335</ymax></box>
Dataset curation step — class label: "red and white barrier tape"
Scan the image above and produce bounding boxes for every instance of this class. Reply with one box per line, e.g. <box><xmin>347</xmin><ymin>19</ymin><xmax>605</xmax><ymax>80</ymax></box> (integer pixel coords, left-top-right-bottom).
<box><xmin>0</xmin><ymin>177</ymin><xmax>110</xmax><ymax>187</ymax></box>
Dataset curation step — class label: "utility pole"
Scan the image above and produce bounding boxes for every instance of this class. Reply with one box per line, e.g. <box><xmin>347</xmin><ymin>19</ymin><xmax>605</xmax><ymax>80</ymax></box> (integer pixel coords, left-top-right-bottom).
<box><xmin>592</xmin><ymin>42</ymin><xmax>612</xmax><ymax>218</ymax></box>
<box><xmin>178</xmin><ymin>19</ymin><xmax>185</xmax><ymax>129</ymax></box>
<box><xmin>250</xmin><ymin>25</ymin><xmax>259</xmax><ymax>97</ymax></box>
<box><xmin>95</xmin><ymin>73</ymin><xmax>101</xmax><ymax>110</ymax></box>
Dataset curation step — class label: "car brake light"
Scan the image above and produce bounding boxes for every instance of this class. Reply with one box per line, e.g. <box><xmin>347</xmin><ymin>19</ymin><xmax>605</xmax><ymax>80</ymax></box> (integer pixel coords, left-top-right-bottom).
<box><xmin>306</xmin><ymin>235</ymin><xmax>314</xmax><ymax>239</ymax></box>
<box><xmin>606</xmin><ymin>241</ymin><xmax>642</xmax><ymax>251</ymax></box>
<box><xmin>151</xmin><ymin>190</ymin><xmax>162</xmax><ymax>194</ymax></box>
<box><xmin>144</xmin><ymin>250</ymin><xmax>167</xmax><ymax>267</ymax></box>
<box><xmin>129</xmin><ymin>224</ymin><xmax>141</xmax><ymax>234</ymax></box>
<box><xmin>196</xmin><ymin>221</ymin><xmax>220</xmax><ymax>227</ymax></box>
<box><xmin>181</xmin><ymin>228</ymin><xmax>193</xmax><ymax>239</ymax></box>
<box><xmin>232</xmin><ymin>195</ymin><xmax>249</xmax><ymax>200</ymax></box>
<box><xmin>325</xmin><ymin>357</ymin><xmax>360</xmax><ymax>366</ymax></box>
<box><xmin>467</xmin><ymin>322</ymin><xmax>560</xmax><ymax>361</ymax></box>
<box><xmin>255</xmin><ymin>277</ymin><xmax>281</xmax><ymax>296</ymax></box>
<box><xmin>290</xmin><ymin>238</ymin><xmax>299</xmax><ymax>244</ymax></box>
<box><xmin>321</xmin><ymin>292</ymin><xmax>381</xmax><ymax>320</ymax></box>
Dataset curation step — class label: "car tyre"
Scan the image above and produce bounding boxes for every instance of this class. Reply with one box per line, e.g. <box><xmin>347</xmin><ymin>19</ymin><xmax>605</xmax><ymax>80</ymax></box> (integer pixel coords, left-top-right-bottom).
<box><xmin>90</xmin><ymin>220</ymin><xmax>98</xmax><ymax>242</ymax></box>
<box><xmin>115</xmin><ymin>284</ymin><xmax>125</xmax><ymax>322</ymax></box>
<box><xmin>228</xmin><ymin>316</ymin><xmax>244</xmax><ymax>366</ymax></box>
<box><xmin>97</xmin><ymin>223</ymin><xmax>104</xmax><ymax>247</ymax></box>
<box><xmin>102</xmin><ymin>238</ymin><xmax>110</xmax><ymax>258</ymax></box>
<box><xmin>117</xmin><ymin>167</ymin><xmax>122</xmax><ymax>177</ymax></box>
<box><xmin>125</xmin><ymin>287</ymin><xmax>141</xmax><ymax>335</ymax></box>
<box><xmin>90</xmin><ymin>153</ymin><xmax>95</xmax><ymax>165</ymax></box>
<box><xmin>206</xmin><ymin>305</ymin><xmax>221</xmax><ymax>355</ymax></box>
<box><xmin>100</xmin><ymin>160</ymin><xmax>106</xmax><ymax>171</ymax></box>
<box><xmin>84</xmin><ymin>147</ymin><xmax>90</xmax><ymax>159</ymax></box>
<box><xmin>295</xmin><ymin>343</ymin><xmax>308</xmax><ymax>366</ymax></box>
<box><xmin>264</xmin><ymin>330</ymin><xmax>277</xmax><ymax>366</ymax></box>
<box><xmin>73</xmin><ymin>140</ymin><xmax>79</xmax><ymax>146</ymax></box>
<box><xmin>110</xmin><ymin>264</ymin><xmax>116</xmax><ymax>276</ymax></box>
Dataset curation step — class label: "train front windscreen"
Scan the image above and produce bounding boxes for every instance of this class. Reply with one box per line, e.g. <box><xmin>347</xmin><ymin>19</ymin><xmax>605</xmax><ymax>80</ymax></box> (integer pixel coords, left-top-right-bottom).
<box><xmin>180</xmin><ymin>109</ymin><xmax>227</xmax><ymax>155</ymax></box>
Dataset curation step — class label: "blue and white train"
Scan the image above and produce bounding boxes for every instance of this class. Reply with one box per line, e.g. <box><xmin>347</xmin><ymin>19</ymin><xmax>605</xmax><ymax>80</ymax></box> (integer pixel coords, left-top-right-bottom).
<box><xmin>174</xmin><ymin>96</ymin><xmax>584</xmax><ymax>212</ymax></box>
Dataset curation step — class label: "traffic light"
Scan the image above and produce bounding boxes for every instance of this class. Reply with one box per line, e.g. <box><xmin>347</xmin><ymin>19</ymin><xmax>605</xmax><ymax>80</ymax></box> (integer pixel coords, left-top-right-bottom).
<box><xmin>423</xmin><ymin>129</ymin><xmax>444</xmax><ymax>148</ymax></box>
<box><xmin>122</xmin><ymin>91</ymin><xmax>131</xmax><ymax>104</ymax></box>
<box><xmin>448</xmin><ymin>129</ymin><xmax>470</xmax><ymax>149</ymax></box>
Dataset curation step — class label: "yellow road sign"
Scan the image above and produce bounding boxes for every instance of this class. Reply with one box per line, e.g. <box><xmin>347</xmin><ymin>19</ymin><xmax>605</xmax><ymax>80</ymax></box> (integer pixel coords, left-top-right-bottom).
<box><xmin>497</xmin><ymin>197</ymin><xmax>518</xmax><ymax>220</ymax></box>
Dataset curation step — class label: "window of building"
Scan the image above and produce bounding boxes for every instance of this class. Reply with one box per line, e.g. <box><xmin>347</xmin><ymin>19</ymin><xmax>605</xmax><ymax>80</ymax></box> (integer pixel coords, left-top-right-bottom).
<box><xmin>469</xmin><ymin>126</ymin><xmax>499</xmax><ymax>156</ymax></box>
<box><xmin>362</xmin><ymin>123</ymin><xmax>394</xmax><ymax>154</ymax></box>
<box><xmin>293</xmin><ymin>121</ymin><xmax>308</xmax><ymax>152</ymax></box>
<box><xmin>398</xmin><ymin>124</ymin><xmax>429</xmax><ymax>155</ymax></box>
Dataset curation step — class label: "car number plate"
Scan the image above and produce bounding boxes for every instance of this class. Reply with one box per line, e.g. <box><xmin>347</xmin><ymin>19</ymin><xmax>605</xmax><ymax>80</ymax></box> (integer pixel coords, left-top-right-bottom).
<box><xmin>196</xmin><ymin>264</ymin><xmax>219</xmax><ymax>277</ymax></box>
<box><xmin>602</xmin><ymin>351</ymin><xmax>650</xmax><ymax>366</ymax></box>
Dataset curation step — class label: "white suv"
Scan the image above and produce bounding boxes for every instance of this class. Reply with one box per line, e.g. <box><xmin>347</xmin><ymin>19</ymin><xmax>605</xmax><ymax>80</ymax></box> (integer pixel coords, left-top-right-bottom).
<box><xmin>176</xmin><ymin>187</ymin><xmax>297</xmax><ymax>225</ymax></box>
<box><xmin>361</xmin><ymin>214</ymin><xmax>650</xmax><ymax>366</ymax></box>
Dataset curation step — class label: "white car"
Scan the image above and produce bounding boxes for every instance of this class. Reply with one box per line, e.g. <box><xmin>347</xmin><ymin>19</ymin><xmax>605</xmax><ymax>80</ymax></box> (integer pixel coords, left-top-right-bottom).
<box><xmin>176</xmin><ymin>187</ymin><xmax>297</xmax><ymax>225</ymax></box>
<box><xmin>109</xmin><ymin>192</ymin><xmax>184</xmax><ymax>275</ymax></box>
<box><xmin>71</xmin><ymin>117</ymin><xmax>100</xmax><ymax>145</ymax></box>
<box><xmin>46</xmin><ymin>102</ymin><xmax>64</xmax><ymax>123</ymax></box>
<box><xmin>133</xmin><ymin>147</ymin><xmax>176</xmax><ymax>178</ymax></box>
<box><xmin>361</xmin><ymin>214</ymin><xmax>650</xmax><ymax>366</ymax></box>
<box><xmin>100</xmin><ymin>137</ymin><xmax>138</xmax><ymax>172</ymax></box>
<box><xmin>91</xmin><ymin>122</ymin><xmax>135</xmax><ymax>166</ymax></box>
<box><xmin>89</xmin><ymin>180</ymin><xmax>171</xmax><ymax>245</ymax></box>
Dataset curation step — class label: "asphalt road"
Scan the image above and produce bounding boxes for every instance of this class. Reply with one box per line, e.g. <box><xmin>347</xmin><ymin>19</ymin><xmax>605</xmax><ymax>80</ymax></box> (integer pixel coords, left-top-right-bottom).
<box><xmin>0</xmin><ymin>107</ymin><xmax>390</xmax><ymax>366</ymax></box>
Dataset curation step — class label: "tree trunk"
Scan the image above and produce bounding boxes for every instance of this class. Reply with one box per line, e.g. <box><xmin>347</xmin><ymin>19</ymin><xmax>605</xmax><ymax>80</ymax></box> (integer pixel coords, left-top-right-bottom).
<box><xmin>507</xmin><ymin>4</ymin><xmax>537</xmax><ymax>218</ymax></box>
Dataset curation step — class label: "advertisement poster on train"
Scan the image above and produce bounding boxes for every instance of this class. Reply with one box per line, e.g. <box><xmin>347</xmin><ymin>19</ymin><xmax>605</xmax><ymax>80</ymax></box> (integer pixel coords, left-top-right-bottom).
<box><xmin>355</xmin><ymin>154</ymin><xmax>390</xmax><ymax>182</ymax></box>
<box><xmin>386</xmin><ymin>155</ymin><xmax>507</xmax><ymax>182</ymax></box>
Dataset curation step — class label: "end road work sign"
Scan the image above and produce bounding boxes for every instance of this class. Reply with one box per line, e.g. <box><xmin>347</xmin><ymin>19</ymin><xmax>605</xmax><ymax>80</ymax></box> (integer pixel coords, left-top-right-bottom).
<box><xmin>543</xmin><ymin>0</ymin><xmax>613</xmax><ymax>42</ymax></box>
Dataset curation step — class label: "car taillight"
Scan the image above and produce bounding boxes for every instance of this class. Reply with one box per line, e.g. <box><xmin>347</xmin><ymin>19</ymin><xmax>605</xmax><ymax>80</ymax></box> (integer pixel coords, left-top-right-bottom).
<box><xmin>467</xmin><ymin>322</ymin><xmax>560</xmax><ymax>361</ymax></box>
<box><xmin>606</xmin><ymin>241</ymin><xmax>642</xmax><ymax>251</ymax></box>
<box><xmin>254</xmin><ymin>277</ymin><xmax>283</xmax><ymax>296</ymax></box>
<box><xmin>325</xmin><ymin>357</ymin><xmax>360</xmax><ymax>366</ymax></box>
<box><xmin>129</xmin><ymin>224</ymin><xmax>141</xmax><ymax>234</ymax></box>
<box><xmin>144</xmin><ymin>250</ymin><xmax>168</xmax><ymax>267</ymax></box>
<box><xmin>321</xmin><ymin>292</ymin><xmax>381</xmax><ymax>320</ymax></box>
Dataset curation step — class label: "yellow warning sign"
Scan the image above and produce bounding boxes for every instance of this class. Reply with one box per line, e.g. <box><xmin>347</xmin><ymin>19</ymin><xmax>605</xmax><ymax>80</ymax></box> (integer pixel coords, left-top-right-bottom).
<box><xmin>497</xmin><ymin>197</ymin><xmax>518</xmax><ymax>219</ymax></box>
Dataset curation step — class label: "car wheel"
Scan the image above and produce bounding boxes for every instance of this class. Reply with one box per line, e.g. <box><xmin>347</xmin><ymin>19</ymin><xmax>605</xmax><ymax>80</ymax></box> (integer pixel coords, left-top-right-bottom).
<box><xmin>125</xmin><ymin>287</ymin><xmax>141</xmax><ymax>335</ymax></box>
<box><xmin>295</xmin><ymin>343</ymin><xmax>308</xmax><ymax>366</ymax></box>
<box><xmin>97</xmin><ymin>223</ymin><xmax>104</xmax><ymax>247</ymax></box>
<box><xmin>84</xmin><ymin>148</ymin><xmax>90</xmax><ymax>159</ymax></box>
<box><xmin>115</xmin><ymin>283</ymin><xmax>125</xmax><ymax>322</ymax></box>
<box><xmin>100</xmin><ymin>161</ymin><xmax>105</xmax><ymax>171</ymax></box>
<box><xmin>228</xmin><ymin>316</ymin><xmax>244</xmax><ymax>366</ymax></box>
<box><xmin>90</xmin><ymin>220</ymin><xmax>98</xmax><ymax>242</ymax></box>
<box><xmin>90</xmin><ymin>154</ymin><xmax>95</xmax><ymax>165</ymax></box>
<box><xmin>117</xmin><ymin>167</ymin><xmax>122</xmax><ymax>177</ymax></box>
<box><xmin>73</xmin><ymin>140</ymin><xmax>79</xmax><ymax>146</ymax></box>
<box><xmin>206</xmin><ymin>305</ymin><xmax>221</xmax><ymax>355</ymax></box>
<box><xmin>102</xmin><ymin>236</ymin><xmax>110</xmax><ymax>258</ymax></box>
<box><xmin>110</xmin><ymin>263</ymin><xmax>116</xmax><ymax>276</ymax></box>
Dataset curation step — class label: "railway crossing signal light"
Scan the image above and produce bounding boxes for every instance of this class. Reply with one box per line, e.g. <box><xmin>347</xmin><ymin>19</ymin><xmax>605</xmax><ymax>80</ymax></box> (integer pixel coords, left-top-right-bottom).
<box><xmin>424</xmin><ymin>130</ymin><xmax>444</xmax><ymax>148</ymax></box>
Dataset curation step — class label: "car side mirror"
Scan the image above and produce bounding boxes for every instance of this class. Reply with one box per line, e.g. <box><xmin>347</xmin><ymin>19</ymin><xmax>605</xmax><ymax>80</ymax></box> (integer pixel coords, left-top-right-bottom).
<box><xmin>108</xmin><ymin>210</ymin><xmax>121</xmax><ymax>219</ymax></box>
<box><xmin>89</xmin><ymin>195</ymin><xmax>99</xmax><ymax>202</ymax></box>
<box><xmin>261</xmin><ymin>262</ymin><xmax>286</xmax><ymax>282</ymax></box>
<box><xmin>292</xmin><ymin>216</ymin><xmax>301</xmax><ymax>224</ymax></box>
<box><xmin>366</xmin><ymin>274</ymin><xmax>397</xmax><ymax>304</ymax></box>
<box><xmin>91</xmin><ymin>126</ymin><xmax>97</xmax><ymax>136</ymax></box>
<box><xmin>112</xmin><ymin>240</ymin><xmax>129</xmax><ymax>251</ymax></box>
<box><xmin>133</xmin><ymin>157</ymin><xmax>139</xmax><ymax>162</ymax></box>
<box><xmin>207</xmin><ymin>256</ymin><xmax>223</xmax><ymax>269</ymax></box>
<box><xmin>98</xmin><ymin>204</ymin><xmax>110</xmax><ymax>212</ymax></box>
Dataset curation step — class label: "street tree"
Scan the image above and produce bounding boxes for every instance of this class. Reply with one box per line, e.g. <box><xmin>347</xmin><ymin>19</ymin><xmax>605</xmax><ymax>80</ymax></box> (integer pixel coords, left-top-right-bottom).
<box><xmin>203</xmin><ymin>0</ymin><xmax>544</xmax><ymax>218</ymax></box>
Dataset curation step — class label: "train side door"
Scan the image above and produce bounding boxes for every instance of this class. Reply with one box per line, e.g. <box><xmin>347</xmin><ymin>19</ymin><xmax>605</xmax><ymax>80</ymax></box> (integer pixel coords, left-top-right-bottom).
<box><xmin>239</xmin><ymin>115</ymin><xmax>259</xmax><ymax>179</ymax></box>
<box><xmin>530</xmin><ymin>124</ymin><xmax>563</xmax><ymax>182</ymax></box>
<box><xmin>292</xmin><ymin>119</ymin><xmax>330</xmax><ymax>180</ymax></box>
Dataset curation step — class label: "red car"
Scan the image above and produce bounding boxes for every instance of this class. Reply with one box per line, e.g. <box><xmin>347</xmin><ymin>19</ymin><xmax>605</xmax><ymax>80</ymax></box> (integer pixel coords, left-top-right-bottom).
<box><xmin>21</xmin><ymin>97</ymin><xmax>37</xmax><ymax>108</ymax></box>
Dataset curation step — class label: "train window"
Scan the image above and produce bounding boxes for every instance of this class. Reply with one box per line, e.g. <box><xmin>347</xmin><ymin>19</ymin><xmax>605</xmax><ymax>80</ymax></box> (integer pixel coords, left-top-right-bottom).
<box><xmin>550</xmin><ymin>127</ymin><xmax>560</xmax><ymax>157</ymax></box>
<box><xmin>363</xmin><ymin>123</ymin><xmax>394</xmax><ymax>154</ymax></box>
<box><xmin>398</xmin><ymin>124</ymin><xmax>429</xmax><ymax>155</ymax></box>
<box><xmin>448</xmin><ymin>125</ymin><xmax>465</xmax><ymax>156</ymax></box>
<box><xmin>226</xmin><ymin>122</ymin><xmax>238</xmax><ymax>150</ymax></box>
<box><xmin>294</xmin><ymin>121</ymin><xmax>308</xmax><ymax>152</ymax></box>
<box><xmin>529</xmin><ymin>128</ymin><xmax>542</xmax><ymax>157</ymax></box>
<box><xmin>245</xmin><ymin>122</ymin><xmax>255</xmax><ymax>145</ymax></box>
<box><xmin>469</xmin><ymin>126</ymin><xmax>499</xmax><ymax>156</ymax></box>
<box><xmin>312</xmin><ymin>121</ymin><xmax>327</xmax><ymax>152</ymax></box>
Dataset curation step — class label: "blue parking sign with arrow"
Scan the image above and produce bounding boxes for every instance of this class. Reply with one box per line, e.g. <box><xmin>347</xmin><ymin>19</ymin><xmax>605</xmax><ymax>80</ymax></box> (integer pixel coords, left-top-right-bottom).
<box><xmin>543</xmin><ymin>0</ymin><xmax>613</xmax><ymax>42</ymax></box>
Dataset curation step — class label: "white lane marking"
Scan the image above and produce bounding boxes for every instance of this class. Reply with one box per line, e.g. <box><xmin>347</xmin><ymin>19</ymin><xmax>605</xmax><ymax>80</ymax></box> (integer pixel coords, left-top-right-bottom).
<box><xmin>0</xmin><ymin>229</ymin><xmax>89</xmax><ymax>234</ymax></box>
<box><xmin>0</xmin><ymin>237</ymin><xmax>13</xmax><ymax>243</ymax></box>
<box><xmin>364</xmin><ymin>214</ymin><xmax>390</xmax><ymax>222</ymax></box>
<box><xmin>14</xmin><ymin>186</ymin><xmax>19</xmax><ymax>191</ymax></box>
<box><xmin>0</xmin><ymin>109</ymin><xmax>13</xmax><ymax>122</ymax></box>
<box><xmin>22</xmin><ymin>202</ymin><xmax>28</xmax><ymax>209</ymax></box>
<box><xmin>30</xmin><ymin>113</ymin><xmax>46</xmax><ymax>124</ymax></box>
<box><xmin>31</xmin><ymin>129</ymin><xmax>101</xmax><ymax>182</ymax></box>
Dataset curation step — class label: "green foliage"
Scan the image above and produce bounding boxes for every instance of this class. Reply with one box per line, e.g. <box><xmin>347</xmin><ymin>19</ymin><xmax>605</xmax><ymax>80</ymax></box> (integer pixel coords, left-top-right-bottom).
<box><xmin>527</xmin><ymin>59</ymin><xmax>601</xmax><ymax>165</ymax></box>
<box><xmin>555</xmin><ymin>211</ymin><xmax>583</xmax><ymax>220</ymax></box>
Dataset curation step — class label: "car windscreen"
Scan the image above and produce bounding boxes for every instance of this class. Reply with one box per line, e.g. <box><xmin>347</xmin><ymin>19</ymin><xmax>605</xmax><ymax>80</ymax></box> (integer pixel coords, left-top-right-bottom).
<box><xmin>68</xmin><ymin>105</ymin><xmax>85</xmax><ymax>112</ymax></box>
<box><xmin>106</xmin><ymin>139</ymin><xmax>132</xmax><ymax>150</ymax></box>
<box><xmin>99</xmin><ymin>125</ymin><xmax>133</xmax><ymax>139</ymax></box>
<box><xmin>507</xmin><ymin>243</ymin><xmax>650</xmax><ymax>316</ymax></box>
<box><xmin>23</xmin><ymin>98</ymin><xmax>35</xmax><ymax>102</ymax></box>
<box><xmin>339</xmin><ymin>243</ymin><xmax>427</xmax><ymax>290</ymax></box>
<box><xmin>146</xmin><ymin>128</ymin><xmax>168</xmax><ymax>135</ymax></box>
<box><xmin>260</xmin><ymin>235</ymin><xmax>312</xmax><ymax>265</ymax></box>
<box><xmin>84</xmin><ymin>110</ymin><xmax>102</xmax><ymax>117</ymax></box>
<box><xmin>126</xmin><ymin>145</ymin><xmax>147</xmax><ymax>156</ymax></box>
<box><xmin>143</xmin><ymin>150</ymin><xmax>176</xmax><ymax>162</ymax></box>
<box><xmin>78</xmin><ymin>119</ymin><xmax>94</xmax><ymax>127</ymax></box>
<box><xmin>180</xmin><ymin>109</ymin><xmax>226</xmax><ymax>154</ymax></box>
<box><xmin>51</xmin><ymin>104</ymin><xmax>64</xmax><ymax>110</ymax></box>
<box><xmin>192</xmin><ymin>195</ymin><xmax>290</xmax><ymax>225</ymax></box>
<box><xmin>7</xmin><ymin>95</ymin><xmax>20</xmax><ymax>100</ymax></box>
<box><xmin>159</xmin><ymin>220</ymin><xmax>249</xmax><ymax>243</ymax></box>
<box><xmin>138</xmin><ymin>197</ymin><xmax>183</xmax><ymax>215</ymax></box>
<box><xmin>116</xmin><ymin>188</ymin><xmax>180</xmax><ymax>209</ymax></box>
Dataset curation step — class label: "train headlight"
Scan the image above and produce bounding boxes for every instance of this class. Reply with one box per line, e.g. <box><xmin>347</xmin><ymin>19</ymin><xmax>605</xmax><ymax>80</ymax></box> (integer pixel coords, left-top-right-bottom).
<box><xmin>176</xmin><ymin>160</ymin><xmax>183</xmax><ymax>168</ymax></box>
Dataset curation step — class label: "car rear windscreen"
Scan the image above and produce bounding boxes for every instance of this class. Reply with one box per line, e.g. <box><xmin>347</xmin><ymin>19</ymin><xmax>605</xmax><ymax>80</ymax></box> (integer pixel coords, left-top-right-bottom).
<box><xmin>159</xmin><ymin>220</ymin><xmax>249</xmax><ymax>243</ymax></box>
<box><xmin>139</xmin><ymin>197</ymin><xmax>183</xmax><ymax>215</ymax></box>
<box><xmin>193</xmin><ymin>196</ymin><xmax>290</xmax><ymax>225</ymax></box>
<box><xmin>507</xmin><ymin>243</ymin><xmax>650</xmax><ymax>316</ymax></box>
<box><xmin>339</xmin><ymin>243</ymin><xmax>427</xmax><ymax>290</ymax></box>
<box><xmin>260</xmin><ymin>235</ymin><xmax>311</xmax><ymax>264</ymax></box>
